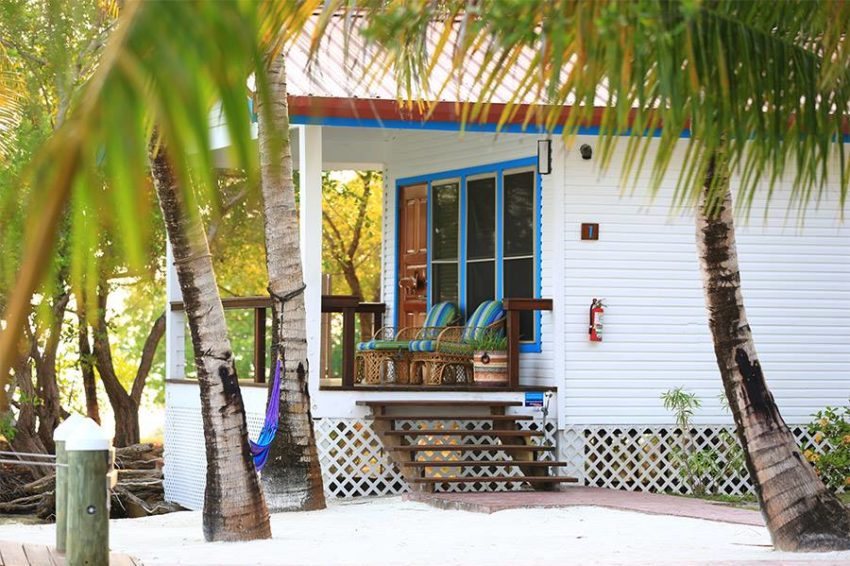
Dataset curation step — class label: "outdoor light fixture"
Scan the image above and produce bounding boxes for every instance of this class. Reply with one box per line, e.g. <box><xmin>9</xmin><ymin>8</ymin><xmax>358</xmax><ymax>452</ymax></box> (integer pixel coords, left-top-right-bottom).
<box><xmin>538</xmin><ymin>139</ymin><xmax>552</xmax><ymax>174</ymax></box>
<box><xmin>580</xmin><ymin>144</ymin><xmax>593</xmax><ymax>160</ymax></box>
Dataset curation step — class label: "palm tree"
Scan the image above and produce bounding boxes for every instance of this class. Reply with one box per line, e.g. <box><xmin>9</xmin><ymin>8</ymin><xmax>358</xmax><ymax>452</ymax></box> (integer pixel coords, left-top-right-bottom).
<box><xmin>255</xmin><ymin>51</ymin><xmax>327</xmax><ymax>511</ymax></box>
<box><xmin>0</xmin><ymin>1</ymin><xmax>320</xmax><ymax>541</ymax></box>
<box><xmin>326</xmin><ymin>0</ymin><xmax>850</xmax><ymax>551</ymax></box>
<box><xmin>149</xmin><ymin>138</ymin><xmax>271</xmax><ymax>541</ymax></box>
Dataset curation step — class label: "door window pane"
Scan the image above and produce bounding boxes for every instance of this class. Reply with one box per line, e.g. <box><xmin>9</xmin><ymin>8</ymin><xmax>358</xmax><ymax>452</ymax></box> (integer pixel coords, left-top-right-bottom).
<box><xmin>432</xmin><ymin>182</ymin><xmax>459</xmax><ymax>261</ymax></box>
<box><xmin>504</xmin><ymin>257</ymin><xmax>534</xmax><ymax>340</ymax></box>
<box><xmin>467</xmin><ymin>177</ymin><xmax>496</xmax><ymax>260</ymax></box>
<box><xmin>466</xmin><ymin>260</ymin><xmax>495</xmax><ymax>320</ymax></box>
<box><xmin>504</xmin><ymin>171</ymin><xmax>534</xmax><ymax>257</ymax></box>
<box><xmin>432</xmin><ymin>263</ymin><xmax>458</xmax><ymax>305</ymax></box>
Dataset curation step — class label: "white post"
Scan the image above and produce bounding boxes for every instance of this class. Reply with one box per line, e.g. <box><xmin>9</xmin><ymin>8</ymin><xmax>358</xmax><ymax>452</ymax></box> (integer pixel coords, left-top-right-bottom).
<box><xmin>165</xmin><ymin>241</ymin><xmax>186</xmax><ymax>380</ymax></box>
<box><xmin>53</xmin><ymin>413</ymin><xmax>86</xmax><ymax>554</ymax></box>
<box><xmin>298</xmin><ymin>125</ymin><xmax>323</xmax><ymax>403</ymax></box>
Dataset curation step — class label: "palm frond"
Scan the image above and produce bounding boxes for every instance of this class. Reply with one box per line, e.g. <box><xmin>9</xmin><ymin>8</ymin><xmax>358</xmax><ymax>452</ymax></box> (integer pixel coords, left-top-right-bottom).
<box><xmin>0</xmin><ymin>0</ymin><xmax>324</xmax><ymax>399</ymax></box>
<box><xmin>322</xmin><ymin>0</ymin><xmax>850</xmax><ymax>218</ymax></box>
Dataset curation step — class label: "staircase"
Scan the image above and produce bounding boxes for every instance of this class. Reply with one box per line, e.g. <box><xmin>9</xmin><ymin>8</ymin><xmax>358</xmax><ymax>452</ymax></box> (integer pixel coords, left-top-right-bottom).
<box><xmin>359</xmin><ymin>400</ymin><xmax>577</xmax><ymax>492</ymax></box>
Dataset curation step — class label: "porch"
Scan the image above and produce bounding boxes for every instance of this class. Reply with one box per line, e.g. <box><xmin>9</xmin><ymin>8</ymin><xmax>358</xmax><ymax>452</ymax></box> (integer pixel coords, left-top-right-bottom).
<box><xmin>167</xmin><ymin>294</ymin><xmax>554</xmax><ymax>391</ymax></box>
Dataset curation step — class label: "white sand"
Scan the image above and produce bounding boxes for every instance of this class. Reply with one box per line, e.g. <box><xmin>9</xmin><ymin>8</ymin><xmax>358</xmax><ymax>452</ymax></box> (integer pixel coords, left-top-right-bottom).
<box><xmin>2</xmin><ymin>497</ymin><xmax>850</xmax><ymax>565</ymax></box>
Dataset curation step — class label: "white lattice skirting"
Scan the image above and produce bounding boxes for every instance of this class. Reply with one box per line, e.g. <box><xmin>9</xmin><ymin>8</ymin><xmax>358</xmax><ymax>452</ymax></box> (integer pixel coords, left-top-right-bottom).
<box><xmin>163</xmin><ymin>387</ymin><xmax>836</xmax><ymax>509</ymax></box>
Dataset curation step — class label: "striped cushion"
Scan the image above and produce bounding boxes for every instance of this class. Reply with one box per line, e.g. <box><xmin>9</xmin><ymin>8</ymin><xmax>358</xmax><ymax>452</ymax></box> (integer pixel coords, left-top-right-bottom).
<box><xmin>409</xmin><ymin>339</ymin><xmax>435</xmax><ymax>353</ymax></box>
<box><xmin>357</xmin><ymin>341</ymin><xmax>375</xmax><ymax>351</ymax></box>
<box><xmin>371</xmin><ymin>340</ymin><xmax>410</xmax><ymax>351</ymax></box>
<box><xmin>421</xmin><ymin>302</ymin><xmax>460</xmax><ymax>338</ymax></box>
<box><xmin>461</xmin><ymin>300</ymin><xmax>505</xmax><ymax>343</ymax></box>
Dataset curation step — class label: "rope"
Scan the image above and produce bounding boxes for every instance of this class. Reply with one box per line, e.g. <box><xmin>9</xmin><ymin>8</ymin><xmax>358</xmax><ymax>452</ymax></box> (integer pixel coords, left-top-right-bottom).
<box><xmin>0</xmin><ymin>450</ymin><xmax>55</xmax><ymax>459</ymax></box>
<box><xmin>268</xmin><ymin>283</ymin><xmax>306</xmax><ymax>306</ymax></box>
<box><xmin>0</xmin><ymin>458</ymin><xmax>66</xmax><ymax>467</ymax></box>
<box><xmin>171</xmin><ymin>252</ymin><xmax>213</xmax><ymax>265</ymax></box>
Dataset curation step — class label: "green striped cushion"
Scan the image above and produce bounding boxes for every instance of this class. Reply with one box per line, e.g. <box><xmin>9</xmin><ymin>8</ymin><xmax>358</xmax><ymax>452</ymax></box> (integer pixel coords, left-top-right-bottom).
<box><xmin>371</xmin><ymin>340</ymin><xmax>410</xmax><ymax>351</ymax></box>
<box><xmin>421</xmin><ymin>302</ymin><xmax>460</xmax><ymax>338</ymax></box>
<box><xmin>461</xmin><ymin>300</ymin><xmax>505</xmax><ymax>343</ymax></box>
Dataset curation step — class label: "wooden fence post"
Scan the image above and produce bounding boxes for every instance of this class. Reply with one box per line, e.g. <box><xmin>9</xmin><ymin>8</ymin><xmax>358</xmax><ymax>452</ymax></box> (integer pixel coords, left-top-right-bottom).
<box><xmin>66</xmin><ymin>418</ymin><xmax>112</xmax><ymax>566</ymax></box>
<box><xmin>53</xmin><ymin>413</ymin><xmax>86</xmax><ymax>554</ymax></box>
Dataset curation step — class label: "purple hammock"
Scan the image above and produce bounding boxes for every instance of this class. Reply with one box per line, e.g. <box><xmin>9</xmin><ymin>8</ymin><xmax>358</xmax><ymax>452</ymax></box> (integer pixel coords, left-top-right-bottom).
<box><xmin>248</xmin><ymin>358</ymin><xmax>282</xmax><ymax>472</ymax></box>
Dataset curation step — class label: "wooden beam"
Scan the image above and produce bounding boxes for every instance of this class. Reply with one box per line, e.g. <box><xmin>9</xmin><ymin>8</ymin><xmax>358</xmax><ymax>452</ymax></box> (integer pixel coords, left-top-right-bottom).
<box><xmin>506</xmin><ymin>308</ymin><xmax>521</xmax><ymax>389</ymax></box>
<box><xmin>341</xmin><ymin>305</ymin><xmax>356</xmax><ymax>387</ymax></box>
<box><xmin>253</xmin><ymin>307</ymin><xmax>266</xmax><ymax>384</ymax></box>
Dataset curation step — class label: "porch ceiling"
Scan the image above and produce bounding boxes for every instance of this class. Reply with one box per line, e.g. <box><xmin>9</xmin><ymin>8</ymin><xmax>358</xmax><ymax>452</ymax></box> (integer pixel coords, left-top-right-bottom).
<box><xmin>211</xmin><ymin>125</ymin><xmax>536</xmax><ymax>172</ymax></box>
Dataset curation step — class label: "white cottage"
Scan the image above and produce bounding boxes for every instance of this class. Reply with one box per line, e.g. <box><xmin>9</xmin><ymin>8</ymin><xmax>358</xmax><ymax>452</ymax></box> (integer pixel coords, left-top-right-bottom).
<box><xmin>162</xmin><ymin>30</ymin><xmax>850</xmax><ymax>509</ymax></box>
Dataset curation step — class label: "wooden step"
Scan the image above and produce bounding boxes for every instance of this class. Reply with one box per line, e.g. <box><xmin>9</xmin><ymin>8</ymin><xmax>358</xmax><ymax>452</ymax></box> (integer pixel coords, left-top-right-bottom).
<box><xmin>357</xmin><ymin>400</ymin><xmax>522</xmax><ymax>408</ymax></box>
<box><xmin>410</xmin><ymin>475</ymin><xmax>579</xmax><ymax>484</ymax></box>
<box><xmin>391</xmin><ymin>444</ymin><xmax>553</xmax><ymax>452</ymax></box>
<box><xmin>384</xmin><ymin>429</ymin><xmax>543</xmax><ymax>437</ymax></box>
<box><xmin>406</xmin><ymin>460</ymin><xmax>568</xmax><ymax>468</ymax></box>
<box><xmin>370</xmin><ymin>414</ymin><xmax>535</xmax><ymax>421</ymax></box>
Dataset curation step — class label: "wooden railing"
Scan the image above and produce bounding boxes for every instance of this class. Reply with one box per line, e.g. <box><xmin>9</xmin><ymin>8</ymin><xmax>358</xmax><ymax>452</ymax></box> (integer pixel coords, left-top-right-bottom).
<box><xmin>170</xmin><ymin>295</ymin><xmax>547</xmax><ymax>390</ymax></box>
<box><xmin>170</xmin><ymin>295</ymin><xmax>385</xmax><ymax>385</ymax></box>
<box><xmin>504</xmin><ymin>298</ymin><xmax>554</xmax><ymax>388</ymax></box>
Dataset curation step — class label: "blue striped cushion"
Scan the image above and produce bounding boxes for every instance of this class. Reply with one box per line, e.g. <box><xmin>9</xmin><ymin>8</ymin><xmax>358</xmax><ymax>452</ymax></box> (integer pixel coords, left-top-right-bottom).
<box><xmin>461</xmin><ymin>300</ymin><xmax>505</xmax><ymax>343</ymax></box>
<box><xmin>357</xmin><ymin>341</ymin><xmax>376</xmax><ymax>351</ymax></box>
<box><xmin>409</xmin><ymin>339</ymin><xmax>435</xmax><ymax>353</ymax></box>
<box><xmin>421</xmin><ymin>302</ymin><xmax>460</xmax><ymax>338</ymax></box>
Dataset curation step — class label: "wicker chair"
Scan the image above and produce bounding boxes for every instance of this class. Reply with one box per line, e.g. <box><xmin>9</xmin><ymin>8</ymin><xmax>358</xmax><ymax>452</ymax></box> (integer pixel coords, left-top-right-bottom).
<box><xmin>409</xmin><ymin>300</ymin><xmax>506</xmax><ymax>386</ymax></box>
<box><xmin>355</xmin><ymin>302</ymin><xmax>460</xmax><ymax>385</ymax></box>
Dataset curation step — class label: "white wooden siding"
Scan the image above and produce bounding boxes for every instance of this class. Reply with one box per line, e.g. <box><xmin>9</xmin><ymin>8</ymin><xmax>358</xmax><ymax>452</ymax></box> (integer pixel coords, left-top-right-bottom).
<box><xmin>559</xmin><ymin>138</ymin><xmax>850</xmax><ymax>425</ymax></box>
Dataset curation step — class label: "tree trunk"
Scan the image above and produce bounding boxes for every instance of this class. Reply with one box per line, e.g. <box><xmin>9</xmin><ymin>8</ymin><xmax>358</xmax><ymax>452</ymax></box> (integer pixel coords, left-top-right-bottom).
<box><xmin>149</xmin><ymin>137</ymin><xmax>271</xmax><ymax>541</ymax></box>
<box><xmin>256</xmin><ymin>52</ymin><xmax>326</xmax><ymax>512</ymax></box>
<box><xmin>77</xmin><ymin>303</ymin><xmax>101</xmax><ymax>424</ymax></box>
<box><xmin>696</xmin><ymin>151</ymin><xmax>850</xmax><ymax>551</ymax></box>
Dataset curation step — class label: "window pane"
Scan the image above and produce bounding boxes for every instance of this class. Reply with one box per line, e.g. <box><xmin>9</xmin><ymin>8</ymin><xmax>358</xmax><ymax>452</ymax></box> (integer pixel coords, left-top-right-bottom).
<box><xmin>504</xmin><ymin>171</ymin><xmax>535</xmax><ymax>257</ymax></box>
<box><xmin>432</xmin><ymin>182</ymin><xmax>459</xmax><ymax>260</ymax></box>
<box><xmin>467</xmin><ymin>177</ymin><xmax>496</xmax><ymax>260</ymax></box>
<box><xmin>504</xmin><ymin>257</ymin><xmax>534</xmax><ymax>340</ymax></box>
<box><xmin>432</xmin><ymin>263</ymin><xmax>458</xmax><ymax>305</ymax></box>
<box><xmin>466</xmin><ymin>260</ymin><xmax>495</xmax><ymax>320</ymax></box>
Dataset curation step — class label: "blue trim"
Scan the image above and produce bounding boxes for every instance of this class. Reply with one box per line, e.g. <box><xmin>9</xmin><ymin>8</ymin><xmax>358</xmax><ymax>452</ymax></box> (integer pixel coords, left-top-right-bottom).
<box><xmin>426</xmin><ymin>180</ymin><xmax>433</xmax><ymax>309</ymax></box>
<box><xmin>289</xmin><ymin>114</ymin><xmax>695</xmax><ymax>139</ymax></box>
<box><xmin>458</xmin><ymin>176</ymin><xmax>467</xmax><ymax>318</ymax></box>
<box><xmin>495</xmin><ymin>169</ymin><xmax>505</xmax><ymax>299</ymax></box>
<box><xmin>392</xmin><ymin>182</ymin><xmax>402</xmax><ymax>330</ymax></box>
<box><xmin>396</xmin><ymin>156</ymin><xmax>543</xmax><ymax>354</ymax></box>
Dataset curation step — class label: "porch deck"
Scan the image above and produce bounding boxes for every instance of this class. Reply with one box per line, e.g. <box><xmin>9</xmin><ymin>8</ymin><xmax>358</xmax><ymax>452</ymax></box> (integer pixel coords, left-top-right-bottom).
<box><xmin>0</xmin><ymin>540</ymin><xmax>141</xmax><ymax>566</ymax></box>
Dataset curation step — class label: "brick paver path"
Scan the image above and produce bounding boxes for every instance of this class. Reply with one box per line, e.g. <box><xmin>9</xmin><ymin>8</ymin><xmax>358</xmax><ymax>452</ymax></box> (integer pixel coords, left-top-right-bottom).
<box><xmin>405</xmin><ymin>486</ymin><xmax>764</xmax><ymax>526</ymax></box>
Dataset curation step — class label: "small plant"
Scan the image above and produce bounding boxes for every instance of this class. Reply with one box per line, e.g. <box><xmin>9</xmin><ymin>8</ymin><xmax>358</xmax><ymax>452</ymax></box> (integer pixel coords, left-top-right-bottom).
<box><xmin>660</xmin><ymin>387</ymin><xmax>746</xmax><ymax>496</ymax></box>
<box><xmin>468</xmin><ymin>330</ymin><xmax>507</xmax><ymax>352</ymax></box>
<box><xmin>805</xmin><ymin>401</ymin><xmax>850</xmax><ymax>492</ymax></box>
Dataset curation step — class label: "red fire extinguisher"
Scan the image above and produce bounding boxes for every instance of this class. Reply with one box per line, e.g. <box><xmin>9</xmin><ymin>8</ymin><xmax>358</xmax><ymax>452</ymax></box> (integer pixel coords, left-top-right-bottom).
<box><xmin>589</xmin><ymin>298</ymin><xmax>605</xmax><ymax>342</ymax></box>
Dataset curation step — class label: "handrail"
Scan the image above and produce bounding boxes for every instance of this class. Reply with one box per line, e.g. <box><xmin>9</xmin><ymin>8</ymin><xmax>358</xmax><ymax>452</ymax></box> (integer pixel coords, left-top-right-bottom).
<box><xmin>503</xmin><ymin>298</ymin><xmax>553</xmax><ymax>389</ymax></box>
<box><xmin>169</xmin><ymin>295</ymin><xmax>386</xmax><ymax>386</ymax></box>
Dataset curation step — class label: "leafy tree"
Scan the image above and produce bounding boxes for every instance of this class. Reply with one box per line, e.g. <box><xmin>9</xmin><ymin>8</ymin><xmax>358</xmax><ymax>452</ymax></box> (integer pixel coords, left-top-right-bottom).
<box><xmin>328</xmin><ymin>0</ymin><xmax>850</xmax><ymax>551</ymax></box>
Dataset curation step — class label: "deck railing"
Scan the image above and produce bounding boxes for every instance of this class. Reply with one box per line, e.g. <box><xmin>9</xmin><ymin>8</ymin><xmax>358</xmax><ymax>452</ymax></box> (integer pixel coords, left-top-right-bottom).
<box><xmin>169</xmin><ymin>295</ymin><xmax>385</xmax><ymax>385</ymax></box>
<box><xmin>169</xmin><ymin>296</ymin><xmax>550</xmax><ymax>389</ymax></box>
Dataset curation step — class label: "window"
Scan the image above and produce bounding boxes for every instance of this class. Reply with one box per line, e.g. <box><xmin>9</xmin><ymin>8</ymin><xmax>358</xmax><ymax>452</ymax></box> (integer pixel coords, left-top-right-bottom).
<box><xmin>416</xmin><ymin>157</ymin><xmax>540</xmax><ymax>351</ymax></box>
<box><xmin>503</xmin><ymin>170</ymin><xmax>535</xmax><ymax>341</ymax></box>
<box><xmin>466</xmin><ymin>175</ymin><xmax>496</xmax><ymax>316</ymax></box>
<box><xmin>431</xmin><ymin>181</ymin><xmax>459</xmax><ymax>305</ymax></box>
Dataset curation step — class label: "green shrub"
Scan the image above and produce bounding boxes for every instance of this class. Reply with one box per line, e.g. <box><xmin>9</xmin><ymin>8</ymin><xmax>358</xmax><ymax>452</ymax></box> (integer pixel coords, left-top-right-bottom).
<box><xmin>805</xmin><ymin>402</ymin><xmax>850</xmax><ymax>491</ymax></box>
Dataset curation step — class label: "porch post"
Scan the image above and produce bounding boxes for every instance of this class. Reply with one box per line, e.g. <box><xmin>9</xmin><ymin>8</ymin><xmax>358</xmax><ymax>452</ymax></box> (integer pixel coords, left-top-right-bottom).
<box><xmin>165</xmin><ymin>240</ymin><xmax>186</xmax><ymax>380</ymax></box>
<box><xmin>298</xmin><ymin>125</ymin><xmax>322</xmax><ymax>398</ymax></box>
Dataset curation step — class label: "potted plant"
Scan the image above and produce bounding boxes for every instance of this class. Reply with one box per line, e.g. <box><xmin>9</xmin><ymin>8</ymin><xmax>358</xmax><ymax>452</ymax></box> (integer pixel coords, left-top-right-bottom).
<box><xmin>469</xmin><ymin>330</ymin><xmax>509</xmax><ymax>386</ymax></box>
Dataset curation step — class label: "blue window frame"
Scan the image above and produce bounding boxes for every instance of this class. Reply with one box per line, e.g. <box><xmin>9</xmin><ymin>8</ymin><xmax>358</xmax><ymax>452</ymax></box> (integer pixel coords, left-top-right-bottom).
<box><xmin>395</xmin><ymin>156</ymin><xmax>542</xmax><ymax>353</ymax></box>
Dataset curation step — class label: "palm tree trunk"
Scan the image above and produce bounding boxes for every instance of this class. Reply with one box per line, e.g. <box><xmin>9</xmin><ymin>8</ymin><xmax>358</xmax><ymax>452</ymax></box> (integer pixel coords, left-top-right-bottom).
<box><xmin>149</xmin><ymin>138</ymin><xmax>272</xmax><ymax>541</ymax></box>
<box><xmin>256</xmin><ymin>51</ymin><xmax>326</xmax><ymax>512</ymax></box>
<box><xmin>696</xmin><ymin>150</ymin><xmax>850</xmax><ymax>551</ymax></box>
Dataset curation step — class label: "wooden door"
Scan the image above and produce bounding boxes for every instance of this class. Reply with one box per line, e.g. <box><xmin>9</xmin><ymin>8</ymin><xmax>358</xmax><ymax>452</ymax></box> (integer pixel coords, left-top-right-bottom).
<box><xmin>397</xmin><ymin>184</ymin><xmax>428</xmax><ymax>329</ymax></box>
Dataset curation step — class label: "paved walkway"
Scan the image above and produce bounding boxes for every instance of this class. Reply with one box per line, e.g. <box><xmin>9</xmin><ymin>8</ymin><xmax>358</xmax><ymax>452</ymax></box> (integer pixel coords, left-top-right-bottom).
<box><xmin>405</xmin><ymin>486</ymin><xmax>765</xmax><ymax>526</ymax></box>
<box><xmin>0</xmin><ymin>540</ymin><xmax>141</xmax><ymax>566</ymax></box>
